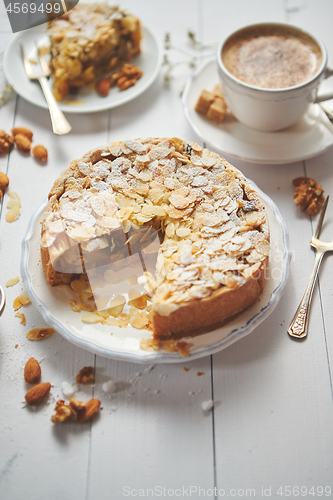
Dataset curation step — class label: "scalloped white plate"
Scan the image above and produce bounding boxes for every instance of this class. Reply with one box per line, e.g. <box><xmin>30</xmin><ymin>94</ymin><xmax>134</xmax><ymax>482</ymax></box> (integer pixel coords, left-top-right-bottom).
<box><xmin>183</xmin><ymin>59</ymin><xmax>333</xmax><ymax>164</ymax></box>
<box><xmin>4</xmin><ymin>25</ymin><xmax>162</xmax><ymax>114</ymax></box>
<box><xmin>21</xmin><ymin>186</ymin><xmax>290</xmax><ymax>364</ymax></box>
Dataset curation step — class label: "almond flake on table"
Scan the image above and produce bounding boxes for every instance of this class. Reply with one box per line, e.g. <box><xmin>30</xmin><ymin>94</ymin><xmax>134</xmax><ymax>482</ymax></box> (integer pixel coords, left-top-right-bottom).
<box><xmin>6</xmin><ymin>277</ymin><xmax>19</xmax><ymax>287</ymax></box>
<box><xmin>15</xmin><ymin>312</ymin><xmax>26</xmax><ymax>325</ymax></box>
<box><xmin>26</xmin><ymin>328</ymin><xmax>55</xmax><ymax>341</ymax></box>
<box><xmin>13</xmin><ymin>291</ymin><xmax>31</xmax><ymax>311</ymax></box>
<box><xmin>6</xmin><ymin>192</ymin><xmax>21</xmax><ymax>223</ymax></box>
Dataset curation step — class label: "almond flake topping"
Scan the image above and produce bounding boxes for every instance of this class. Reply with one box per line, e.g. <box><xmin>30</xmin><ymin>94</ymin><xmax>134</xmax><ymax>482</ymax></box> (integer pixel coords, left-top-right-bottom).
<box><xmin>43</xmin><ymin>137</ymin><xmax>269</xmax><ymax>316</ymax></box>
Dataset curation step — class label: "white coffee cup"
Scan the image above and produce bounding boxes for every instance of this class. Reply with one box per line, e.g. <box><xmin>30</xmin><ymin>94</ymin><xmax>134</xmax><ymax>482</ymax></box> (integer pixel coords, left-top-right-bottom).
<box><xmin>216</xmin><ymin>22</ymin><xmax>333</xmax><ymax>131</ymax></box>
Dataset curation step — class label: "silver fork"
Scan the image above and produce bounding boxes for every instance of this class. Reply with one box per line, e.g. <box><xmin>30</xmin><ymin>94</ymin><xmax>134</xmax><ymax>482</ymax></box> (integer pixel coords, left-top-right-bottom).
<box><xmin>288</xmin><ymin>196</ymin><xmax>333</xmax><ymax>339</ymax></box>
<box><xmin>19</xmin><ymin>40</ymin><xmax>72</xmax><ymax>135</ymax></box>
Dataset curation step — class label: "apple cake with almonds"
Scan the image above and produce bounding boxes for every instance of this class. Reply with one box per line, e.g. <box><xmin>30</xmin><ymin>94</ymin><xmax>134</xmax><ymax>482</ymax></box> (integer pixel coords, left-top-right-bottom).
<box><xmin>47</xmin><ymin>2</ymin><xmax>141</xmax><ymax>101</ymax></box>
<box><xmin>41</xmin><ymin>137</ymin><xmax>270</xmax><ymax>340</ymax></box>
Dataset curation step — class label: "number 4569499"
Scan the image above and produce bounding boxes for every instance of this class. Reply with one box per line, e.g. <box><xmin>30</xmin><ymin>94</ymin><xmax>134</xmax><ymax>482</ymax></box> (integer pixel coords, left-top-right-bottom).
<box><xmin>6</xmin><ymin>3</ymin><xmax>61</xmax><ymax>14</ymax></box>
<box><xmin>276</xmin><ymin>486</ymin><xmax>331</xmax><ymax>497</ymax></box>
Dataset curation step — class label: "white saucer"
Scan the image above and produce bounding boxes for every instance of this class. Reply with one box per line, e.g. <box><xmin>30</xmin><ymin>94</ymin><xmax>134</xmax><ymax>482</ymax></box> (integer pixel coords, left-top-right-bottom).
<box><xmin>4</xmin><ymin>25</ymin><xmax>162</xmax><ymax>114</ymax></box>
<box><xmin>21</xmin><ymin>186</ymin><xmax>290</xmax><ymax>364</ymax></box>
<box><xmin>182</xmin><ymin>59</ymin><xmax>333</xmax><ymax>164</ymax></box>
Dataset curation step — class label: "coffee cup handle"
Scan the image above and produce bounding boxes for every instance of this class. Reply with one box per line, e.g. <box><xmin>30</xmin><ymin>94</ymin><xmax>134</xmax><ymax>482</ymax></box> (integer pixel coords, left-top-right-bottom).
<box><xmin>315</xmin><ymin>66</ymin><xmax>333</xmax><ymax>102</ymax></box>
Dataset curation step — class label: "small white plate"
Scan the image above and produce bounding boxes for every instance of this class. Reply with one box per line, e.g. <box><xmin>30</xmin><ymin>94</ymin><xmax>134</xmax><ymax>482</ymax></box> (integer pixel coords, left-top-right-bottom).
<box><xmin>183</xmin><ymin>59</ymin><xmax>333</xmax><ymax>164</ymax></box>
<box><xmin>4</xmin><ymin>25</ymin><xmax>162</xmax><ymax>114</ymax></box>
<box><xmin>21</xmin><ymin>186</ymin><xmax>290</xmax><ymax>364</ymax></box>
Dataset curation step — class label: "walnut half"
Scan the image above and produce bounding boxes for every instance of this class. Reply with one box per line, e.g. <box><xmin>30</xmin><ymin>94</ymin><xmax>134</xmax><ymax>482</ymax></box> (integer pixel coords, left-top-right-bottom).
<box><xmin>292</xmin><ymin>177</ymin><xmax>325</xmax><ymax>215</ymax></box>
<box><xmin>51</xmin><ymin>397</ymin><xmax>101</xmax><ymax>423</ymax></box>
<box><xmin>0</xmin><ymin>130</ymin><xmax>14</xmax><ymax>155</ymax></box>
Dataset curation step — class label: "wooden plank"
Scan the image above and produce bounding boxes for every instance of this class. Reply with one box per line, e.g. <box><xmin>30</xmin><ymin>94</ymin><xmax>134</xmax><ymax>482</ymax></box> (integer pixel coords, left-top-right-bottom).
<box><xmin>0</xmin><ymin>73</ymin><xmax>109</xmax><ymax>499</ymax></box>
<box><xmin>87</xmin><ymin>356</ymin><xmax>215</xmax><ymax>498</ymax></box>
<box><xmin>86</xmin><ymin>1</ymin><xmax>216</xmax><ymax>496</ymax></box>
<box><xmin>210</xmin><ymin>0</ymin><xmax>333</xmax><ymax>493</ymax></box>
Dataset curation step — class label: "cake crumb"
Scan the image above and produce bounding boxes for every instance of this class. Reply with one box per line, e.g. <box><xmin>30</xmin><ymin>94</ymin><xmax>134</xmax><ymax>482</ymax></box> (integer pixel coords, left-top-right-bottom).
<box><xmin>201</xmin><ymin>400</ymin><xmax>214</xmax><ymax>412</ymax></box>
<box><xmin>102</xmin><ymin>380</ymin><xmax>117</xmax><ymax>393</ymax></box>
<box><xmin>61</xmin><ymin>382</ymin><xmax>76</xmax><ymax>398</ymax></box>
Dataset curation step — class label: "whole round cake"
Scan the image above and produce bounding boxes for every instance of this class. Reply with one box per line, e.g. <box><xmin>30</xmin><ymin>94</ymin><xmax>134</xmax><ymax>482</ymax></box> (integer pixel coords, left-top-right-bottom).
<box><xmin>41</xmin><ymin>137</ymin><xmax>270</xmax><ymax>340</ymax></box>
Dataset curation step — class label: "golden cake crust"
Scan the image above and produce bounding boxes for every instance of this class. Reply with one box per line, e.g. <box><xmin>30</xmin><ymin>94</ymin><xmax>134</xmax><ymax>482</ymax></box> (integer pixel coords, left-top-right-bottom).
<box><xmin>41</xmin><ymin>137</ymin><xmax>270</xmax><ymax>340</ymax></box>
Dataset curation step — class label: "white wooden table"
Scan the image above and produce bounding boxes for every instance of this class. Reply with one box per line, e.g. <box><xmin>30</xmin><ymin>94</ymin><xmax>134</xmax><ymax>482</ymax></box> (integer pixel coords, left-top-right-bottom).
<box><xmin>1</xmin><ymin>1</ymin><xmax>333</xmax><ymax>499</ymax></box>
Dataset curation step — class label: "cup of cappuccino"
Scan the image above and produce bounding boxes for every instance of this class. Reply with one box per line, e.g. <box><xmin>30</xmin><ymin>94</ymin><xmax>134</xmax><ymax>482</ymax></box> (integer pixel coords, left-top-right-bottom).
<box><xmin>216</xmin><ymin>23</ymin><xmax>333</xmax><ymax>131</ymax></box>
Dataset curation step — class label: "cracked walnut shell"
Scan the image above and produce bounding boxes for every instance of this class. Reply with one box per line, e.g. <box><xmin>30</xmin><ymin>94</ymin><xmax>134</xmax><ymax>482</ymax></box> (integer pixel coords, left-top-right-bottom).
<box><xmin>293</xmin><ymin>177</ymin><xmax>325</xmax><ymax>215</ymax></box>
<box><xmin>76</xmin><ymin>366</ymin><xmax>95</xmax><ymax>384</ymax></box>
<box><xmin>0</xmin><ymin>131</ymin><xmax>14</xmax><ymax>155</ymax></box>
<box><xmin>51</xmin><ymin>397</ymin><xmax>101</xmax><ymax>423</ymax></box>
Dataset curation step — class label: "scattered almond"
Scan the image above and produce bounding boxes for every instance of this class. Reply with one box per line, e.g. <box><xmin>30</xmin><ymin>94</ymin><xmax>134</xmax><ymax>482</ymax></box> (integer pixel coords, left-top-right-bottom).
<box><xmin>15</xmin><ymin>312</ymin><xmax>26</xmax><ymax>325</ymax></box>
<box><xmin>13</xmin><ymin>296</ymin><xmax>22</xmax><ymax>311</ymax></box>
<box><xmin>81</xmin><ymin>312</ymin><xmax>103</xmax><ymax>324</ymax></box>
<box><xmin>26</xmin><ymin>327</ymin><xmax>55</xmax><ymax>341</ymax></box>
<box><xmin>18</xmin><ymin>291</ymin><xmax>30</xmax><ymax>305</ymax></box>
<box><xmin>0</xmin><ymin>172</ymin><xmax>9</xmax><ymax>190</ymax></box>
<box><xmin>14</xmin><ymin>133</ymin><xmax>31</xmax><ymax>154</ymax></box>
<box><xmin>5</xmin><ymin>207</ymin><xmax>20</xmax><ymax>223</ymax></box>
<box><xmin>13</xmin><ymin>292</ymin><xmax>30</xmax><ymax>310</ymax></box>
<box><xmin>5</xmin><ymin>191</ymin><xmax>21</xmax><ymax>223</ymax></box>
<box><xmin>7</xmin><ymin>191</ymin><xmax>21</xmax><ymax>209</ymax></box>
<box><xmin>12</xmin><ymin>127</ymin><xmax>33</xmax><ymax>141</ymax></box>
<box><xmin>25</xmin><ymin>382</ymin><xmax>51</xmax><ymax>405</ymax></box>
<box><xmin>76</xmin><ymin>366</ymin><xmax>95</xmax><ymax>384</ymax></box>
<box><xmin>32</xmin><ymin>145</ymin><xmax>48</xmax><ymax>162</ymax></box>
<box><xmin>96</xmin><ymin>79</ymin><xmax>110</xmax><ymax>97</ymax></box>
<box><xmin>24</xmin><ymin>357</ymin><xmax>41</xmax><ymax>383</ymax></box>
<box><xmin>6</xmin><ymin>277</ymin><xmax>19</xmax><ymax>287</ymax></box>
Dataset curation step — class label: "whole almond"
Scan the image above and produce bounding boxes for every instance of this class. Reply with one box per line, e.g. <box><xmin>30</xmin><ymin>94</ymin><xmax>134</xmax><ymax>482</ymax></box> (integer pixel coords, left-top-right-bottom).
<box><xmin>96</xmin><ymin>79</ymin><xmax>110</xmax><ymax>97</ymax></box>
<box><xmin>25</xmin><ymin>382</ymin><xmax>51</xmax><ymax>405</ymax></box>
<box><xmin>12</xmin><ymin>127</ymin><xmax>33</xmax><ymax>141</ymax></box>
<box><xmin>32</xmin><ymin>145</ymin><xmax>48</xmax><ymax>162</ymax></box>
<box><xmin>15</xmin><ymin>134</ymin><xmax>31</xmax><ymax>154</ymax></box>
<box><xmin>0</xmin><ymin>172</ymin><xmax>9</xmax><ymax>191</ymax></box>
<box><xmin>24</xmin><ymin>357</ymin><xmax>41</xmax><ymax>383</ymax></box>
